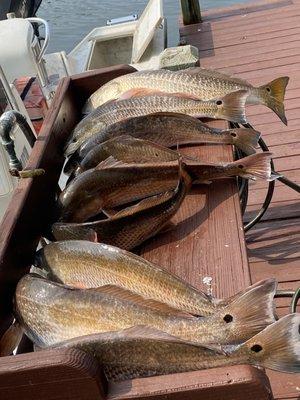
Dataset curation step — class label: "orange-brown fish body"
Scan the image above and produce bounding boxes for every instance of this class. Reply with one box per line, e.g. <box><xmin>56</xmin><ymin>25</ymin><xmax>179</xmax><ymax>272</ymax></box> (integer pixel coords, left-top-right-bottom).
<box><xmin>65</xmin><ymin>91</ymin><xmax>248</xmax><ymax>155</ymax></box>
<box><xmin>36</xmin><ymin>240</ymin><xmax>217</xmax><ymax>317</ymax></box>
<box><xmin>83</xmin><ymin>68</ymin><xmax>289</xmax><ymax>124</ymax></box>
<box><xmin>53</xmin><ymin>166</ymin><xmax>191</xmax><ymax>250</ymax></box>
<box><xmin>48</xmin><ymin>313</ymin><xmax>300</xmax><ymax>381</ymax></box>
<box><xmin>15</xmin><ymin>275</ymin><xmax>276</xmax><ymax>348</ymax></box>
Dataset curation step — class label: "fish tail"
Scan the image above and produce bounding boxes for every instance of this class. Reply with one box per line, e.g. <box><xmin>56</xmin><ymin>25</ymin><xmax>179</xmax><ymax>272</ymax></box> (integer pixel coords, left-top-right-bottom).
<box><xmin>218</xmin><ymin>90</ymin><xmax>248</xmax><ymax>124</ymax></box>
<box><xmin>0</xmin><ymin>320</ymin><xmax>23</xmax><ymax>356</ymax></box>
<box><xmin>230</xmin><ymin>152</ymin><xmax>280</xmax><ymax>181</ymax></box>
<box><xmin>239</xmin><ymin>313</ymin><xmax>300</xmax><ymax>373</ymax></box>
<box><xmin>259</xmin><ymin>77</ymin><xmax>289</xmax><ymax>125</ymax></box>
<box><xmin>217</xmin><ymin>278</ymin><xmax>277</xmax><ymax>341</ymax></box>
<box><xmin>225</xmin><ymin>128</ymin><xmax>261</xmax><ymax>155</ymax></box>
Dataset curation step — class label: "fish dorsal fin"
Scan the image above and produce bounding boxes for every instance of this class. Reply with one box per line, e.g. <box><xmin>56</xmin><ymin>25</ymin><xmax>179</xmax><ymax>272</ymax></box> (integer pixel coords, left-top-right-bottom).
<box><xmin>183</xmin><ymin>67</ymin><xmax>250</xmax><ymax>86</ymax></box>
<box><xmin>120</xmin><ymin>326</ymin><xmax>227</xmax><ymax>354</ymax></box>
<box><xmin>118</xmin><ymin>89</ymin><xmax>202</xmax><ymax>101</ymax></box>
<box><xmin>89</xmin><ymin>285</ymin><xmax>196</xmax><ymax>319</ymax></box>
<box><xmin>111</xmin><ymin>191</ymin><xmax>175</xmax><ymax>219</ymax></box>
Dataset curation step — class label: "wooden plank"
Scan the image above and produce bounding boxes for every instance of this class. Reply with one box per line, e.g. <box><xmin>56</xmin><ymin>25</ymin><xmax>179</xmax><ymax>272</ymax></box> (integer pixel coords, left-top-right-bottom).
<box><xmin>0</xmin><ymin>349</ymin><xmax>106</xmax><ymax>400</ymax></box>
<box><xmin>245</xmin><ymin>200</ymin><xmax>300</xmax><ymax>222</ymax></box>
<box><xmin>247</xmin><ymin>218</ymin><xmax>300</xmax><ymax>263</ymax></box>
<box><xmin>141</xmin><ymin>122</ymin><xmax>251</xmax><ymax>300</ymax></box>
<box><xmin>108</xmin><ymin>366</ymin><xmax>273</xmax><ymax>400</ymax></box>
<box><xmin>247</xmin><ymin>184</ymin><xmax>300</xmax><ymax>206</ymax></box>
<box><xmin>250</xmin><ymin>258</ymin><xmax>300</xmax><ymax>283</ymax></box>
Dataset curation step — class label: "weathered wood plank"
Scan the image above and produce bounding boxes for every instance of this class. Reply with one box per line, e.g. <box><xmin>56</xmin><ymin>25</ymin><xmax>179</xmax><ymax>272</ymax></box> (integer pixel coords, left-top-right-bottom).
<box><xmin>141</xmin><ymin>122</ymin><xmax>251</xmax><ymax>299</ymax></box>
<box><xmin>108</xmin><ymin>366</ymin><xmax>273</xmax><ymax>400</ymax></box>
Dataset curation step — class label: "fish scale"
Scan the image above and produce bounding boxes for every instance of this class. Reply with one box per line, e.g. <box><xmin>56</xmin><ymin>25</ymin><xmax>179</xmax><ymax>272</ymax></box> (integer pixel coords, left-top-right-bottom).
<box><xmin>82</xmin><ymin>68</ymin><xmax>289</xmax><ymax>126</ymax></box>
<box><xmin>15</xmin><ymin>275</ymin><xmax>277</xmax><ymax>348</ymax></box>
<box><xmin>65</xmin><ymin>90</ymin><xmax>248</xmax><ymax>155</ymax></box>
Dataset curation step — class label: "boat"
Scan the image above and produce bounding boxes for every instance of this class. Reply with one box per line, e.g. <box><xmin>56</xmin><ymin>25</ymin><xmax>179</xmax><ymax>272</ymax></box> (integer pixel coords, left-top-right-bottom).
<box><xmin>0</xmin><ymin>0</ymin><xmax>166</xmax><ymax>222</ymax></box>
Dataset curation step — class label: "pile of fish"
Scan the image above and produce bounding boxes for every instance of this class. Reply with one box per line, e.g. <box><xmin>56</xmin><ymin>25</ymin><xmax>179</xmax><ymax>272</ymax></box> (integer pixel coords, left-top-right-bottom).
<box><xmin>2</xmin><ymin>240</ymin><xmax>299</xmax><ymax>382</ymax></box>
<box><xmin>50</xmin><ymin>67</ymin><xmax>289</xmax><ymax>250</ymax></box>
<box><xmin>2</xmin><ymin>67</ymin><xmax>297</xmax><ymax>384</ymax></box>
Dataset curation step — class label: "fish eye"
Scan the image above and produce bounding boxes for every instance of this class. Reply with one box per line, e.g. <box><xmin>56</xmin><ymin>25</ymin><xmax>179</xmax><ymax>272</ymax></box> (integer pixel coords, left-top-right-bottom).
<box><xmin>223</xmin><ymin>314</ymin><xmax>233</xmax><ymax>323</ymax></box>
<box><xmin>231</xmin><ymin>132</ymin><xmax>237</xmax><ymax>137</ymax></box>
<box><xmin>266</xmin><ymin>87</ymin><xmax>271</xmax><ymax>93</ymax></box>
<box><xmin>238</xmin><ymin>164</ymin><xmax>244</xmax><ymax>169</ymax></box>
<box><xmin>251</xmin><ymin>344</ymin><xmax>263</xmax><ymax>353</ymax></box>
<box><xmin>216</xmin><ymin>100</ymin><xmax>223</xmax><ymax>106</ymax></box>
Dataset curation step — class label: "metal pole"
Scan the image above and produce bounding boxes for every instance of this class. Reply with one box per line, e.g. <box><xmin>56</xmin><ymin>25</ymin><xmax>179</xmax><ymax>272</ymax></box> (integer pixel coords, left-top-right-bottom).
<box><xmin>180</xmin><ymin>0</ymin><xmax>202</xmax><ymax>25</ymax></box>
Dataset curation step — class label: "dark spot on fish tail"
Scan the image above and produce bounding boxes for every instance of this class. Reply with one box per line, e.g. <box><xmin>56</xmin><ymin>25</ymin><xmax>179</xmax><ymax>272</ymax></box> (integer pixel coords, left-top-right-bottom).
<box><xmin>266</xmin><ymin>87</ymin><xmax>271</xmax><ymax>93</ymax></box>
<box><xmin>250</xmin><ymin>344</ymin><xmax>263</xmax><ymax>353</ymax></box>
<box><xmin>216</xmin><ymin>100</ymin><xmax>223</xmax><ymax>106</ymax></box>
<box><xmin>223</xmin><ymin>314</ymin><xmax>233</xmax><ymax>323</ymax></box>
<box><xmin>238</xmin><ymin>165</ymin><xmax>244</xmax><ymax>169</ymax></box>
<box><xmin>298</xmin><ymin>324</ymin><xmax>300</xmax><ymax>335</ymax></box>
<box><xmin>230</xmin><ymin>132</ymin><xmax>237</xmax><ymax>138</ymax></box>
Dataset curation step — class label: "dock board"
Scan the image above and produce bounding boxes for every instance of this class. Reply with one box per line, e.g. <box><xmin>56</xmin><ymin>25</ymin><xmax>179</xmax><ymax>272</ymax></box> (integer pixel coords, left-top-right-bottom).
<box><xmin>180</xmin><ymin>1</ymin><xmax>300</xmax><ymax>398</ymax></box>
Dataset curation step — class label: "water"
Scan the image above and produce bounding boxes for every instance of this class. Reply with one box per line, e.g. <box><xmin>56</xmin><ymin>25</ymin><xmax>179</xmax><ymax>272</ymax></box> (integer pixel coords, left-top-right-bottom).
<box><xmin>38</xmin><ymin>0</ymin><xmax>254</xmax><ymax>54</ymax></box>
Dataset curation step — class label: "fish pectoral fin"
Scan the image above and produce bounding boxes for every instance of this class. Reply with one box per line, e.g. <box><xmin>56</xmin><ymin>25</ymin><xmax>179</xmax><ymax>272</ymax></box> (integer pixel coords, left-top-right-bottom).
<box><xmin>102</xmin><ymin>208</ymin><xmax>118</xmax><ymax>218</ymax></box>
<box><xmin>0</xmin><ymin>320</ymin><xmax>23</xmax><ymax>356</ymax></box>
<box><xmin>112</xmin><ymin>191</ymin><xmax>175</xmax><ymax>219</ymax></box>
<box><xmin>158</xmin><ymin>220</ymin><xmax>177</xmax><ymax>234</ymax></box>
<box><xmin>88</xmin><ymin>285</ymin><xmax>197</xmax><ymax>319</ymax></box>
<box><xmin>86</xmin><ymin>229</ymin><xmax>99</xmax><ymax>243</ymax></box>
<box><xmin>96</xmin><ymin>155</ymin><xmax>126</xmax><ymax>170</ymax></box>
<box><xmin>117</xmin><ymin>88</ymin><xmax>167</xmax><ymax>100</ymax></box>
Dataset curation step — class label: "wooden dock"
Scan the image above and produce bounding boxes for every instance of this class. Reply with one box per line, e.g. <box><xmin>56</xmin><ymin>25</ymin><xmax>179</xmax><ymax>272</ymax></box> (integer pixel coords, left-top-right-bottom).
<box><xmin>180</xmin><ymin>0</ymin><xmax>300</xmax><ymax>399</ymax></box>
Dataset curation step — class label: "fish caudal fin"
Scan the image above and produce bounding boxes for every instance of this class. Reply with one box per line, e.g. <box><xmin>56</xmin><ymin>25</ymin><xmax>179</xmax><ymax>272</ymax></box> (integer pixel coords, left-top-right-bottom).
<box><xmin>218</xmin><ymin>90</ymin><xmax>248</xmax><ymax>124</ymax></box>
<box><xmin>259</xmin><ymin>77</ymin><xmax>289</xmax><ymax>125</ymax></box>
<box><xmin>226</xmin><ymin>128</ymin><xmax>261</xmax><ymax>155</ymax></box>
<box><xmin>231</xmin><ymin>152</ymin><xmax>280</xmax><ymax>181</ymax></box>
<box><xmin>241</xmin><ymin>314</ymin><xmax>300</xmax><ymax>373</ymax></box>
<box><xmin>215</xmin><ymin>279</ymin><xmax>277</xmax><ymax>342</ymax></box>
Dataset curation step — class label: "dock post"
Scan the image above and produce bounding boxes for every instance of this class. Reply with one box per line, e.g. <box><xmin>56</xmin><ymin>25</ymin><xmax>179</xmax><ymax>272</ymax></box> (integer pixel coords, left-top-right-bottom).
<box><xmin>180</xmin><ymin>0</ymin><xmax>202</xmax><ymax>25</ymax></box>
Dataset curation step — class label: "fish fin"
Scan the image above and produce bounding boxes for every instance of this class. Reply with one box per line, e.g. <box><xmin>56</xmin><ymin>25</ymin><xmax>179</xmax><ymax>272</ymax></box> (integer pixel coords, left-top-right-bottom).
<box><xmin>241</xmin><ymin>313</ymin><xmax>300</xmax><ymax>373</ymax></box>
<box><xmin>259</xmin><ymin>77</ymin><xmax>289</xmax><ymax>125</ymax></box>
<box><xmin>96</xmin><ymin>155</ymin><xmax>126</xmax><ymax>170</ymax></box>
<box><xmin>183</xmin><ymin>67</ymin><xmax>250</xmax><ymax>86</ymax></box>
<box><xmin>91</xmin><ymin>285</ymin><xmax>197</xmax><ymax>319</ymax></box>
<box><xmin>86</xmin><ymin>229</ymin><xmax>98</xmax><ymax>243</ymax></box>
<box><xmin>218</xmin><ymin>90</ymin><xmax>248</xmax><ymax>124</ymax></box>
<box><xmin>63</xmin><ymin>152</ymin><xmax>81</xmax><ymax>176</ymax></box>
<box><xmin>118</xmin><ymin>89</ymin><xmax>201</xmax><ymax>101</ymax></box>
<box><xmin>65</xmin><ymin>140</ymin><xmax>81</xmax><ymax>157</ymax></box>
<box><xmin>0</xmin><ymin>320</ymin><xmax>23</xmax><ymax>356</ymax></box>
<box><xmin>120</xmin><ymin>326</ymin><xmax>226</xmax><ymax>353</ymax></box>
<box><xmin>231</xmin><ymin>152</ymin><xmax>277</xmax><ymax>181</ymax></box>
<box><xmin>226</xmin><ymin>128</ymin><xmax>260</xmax><ymax>155</ymax></box>
<box><xmin>215</xmin><ymin>278</ymin><xmax>277</xmax><ymax>340</ymax></box>
<box><xmin>102</xmin><ymin>208</ymin><xmax>118</xmax><ymax>218</ymax></box>
<box><xmin>158</xmin><ymin>220</ymin><xmax>177</xmax><ymax>233</ymax></box>
<box><xmin>112</xmin><ymin>191</ymin><xmax>175</xmax><ymax>219</ymax></box>
<box><xmin>118</xmin><ymin>88</ymin><xmax>166</xmax><ymax>100</ymax></box>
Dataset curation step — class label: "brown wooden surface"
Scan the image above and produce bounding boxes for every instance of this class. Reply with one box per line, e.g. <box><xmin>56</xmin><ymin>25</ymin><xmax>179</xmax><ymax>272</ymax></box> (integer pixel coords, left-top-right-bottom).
<box><xmin>0</xmin><ymin>348</ymin><xmax>106</xmax><ymax>400</ymax></box>
<box><xmin>0</xmin><ymin>63</ymin><xmax>272</xmax><ymax>398</ymax></box>
<box><xmin>108</xmin><ymin>365</ymin><xmax>272</xmax><ymax>400</ymax></box>
<box><xmin>180</xmin><ymin>1</ymin><xmax>300</xmax><ymax>398</ymax></box>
